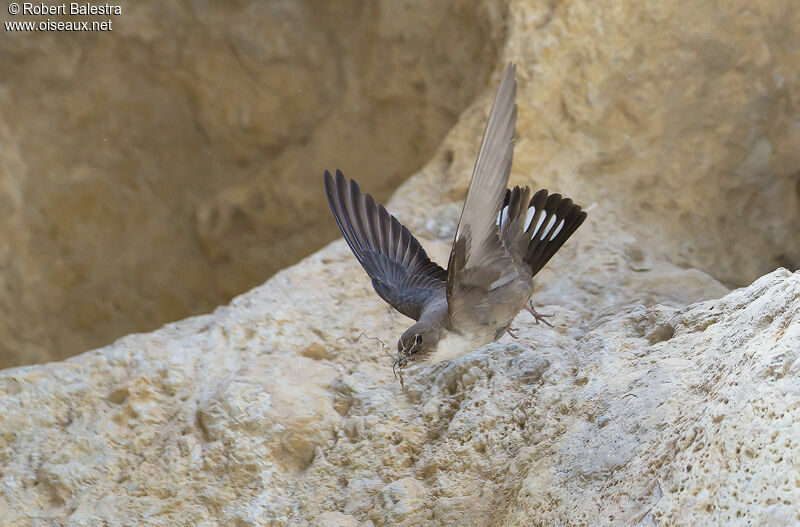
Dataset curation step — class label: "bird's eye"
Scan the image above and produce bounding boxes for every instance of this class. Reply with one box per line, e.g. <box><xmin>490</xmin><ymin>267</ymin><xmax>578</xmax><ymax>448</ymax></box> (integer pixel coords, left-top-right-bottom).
<box><xmin>414</xmin><ymin>334</ymin><xmax>422</xmax><ymax>345</ymax></box>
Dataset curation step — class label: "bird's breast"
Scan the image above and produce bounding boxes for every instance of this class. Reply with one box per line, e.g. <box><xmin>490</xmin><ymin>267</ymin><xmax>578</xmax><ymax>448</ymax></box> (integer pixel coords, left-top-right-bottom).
<box><xmin>428</xmin><ymin>330</ymin><xmax>490</xmax><ymax>364</ymax></box>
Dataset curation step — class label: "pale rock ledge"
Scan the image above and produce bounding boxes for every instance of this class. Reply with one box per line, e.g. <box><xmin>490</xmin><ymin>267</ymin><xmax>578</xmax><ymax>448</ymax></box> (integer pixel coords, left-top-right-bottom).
<box><xmin>0</xmin><ymin>251</ymin><xmax>797</xmax><ymax>526</ymax></box>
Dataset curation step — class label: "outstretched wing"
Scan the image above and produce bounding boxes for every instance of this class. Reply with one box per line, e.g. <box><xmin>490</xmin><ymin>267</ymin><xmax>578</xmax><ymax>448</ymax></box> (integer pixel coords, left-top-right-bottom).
<box><xmin>325</xmin><ymin>170</ymin><xmax>447</xmax><ymax>321</ymax></box>
<box><xmin>446</xmin><ymin>63</ymin><xmax>520</xmax><ymax>327</ymax></box>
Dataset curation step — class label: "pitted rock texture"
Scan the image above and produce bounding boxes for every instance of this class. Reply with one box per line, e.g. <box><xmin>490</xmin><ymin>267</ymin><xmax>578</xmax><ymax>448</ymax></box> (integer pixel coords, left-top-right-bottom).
<box><xmin>2</xmin><ymin>0</ymin><xmax>800</xmax><ymax>525</ymax></box>
<box><xmin>0</xmin><ymin>257</ymin><xmax>796</xmax><ymax>525</ymax></box>
<box><xmin>501</xmin><ymin>0</ymin><xmax>800</xmax><ymax>287</ymax></box>
<box><xmin>0</xmin><ymin>0</ymin><xmax>503</xmax><ymax>367</ymax></box>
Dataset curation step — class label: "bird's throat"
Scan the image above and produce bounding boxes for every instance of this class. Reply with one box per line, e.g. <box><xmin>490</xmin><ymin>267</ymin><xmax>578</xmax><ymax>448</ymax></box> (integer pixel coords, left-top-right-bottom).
<box><xmin>428</xmin><ymin>330</ymin><xmax>487</xmax><ymax>364</ymax></box>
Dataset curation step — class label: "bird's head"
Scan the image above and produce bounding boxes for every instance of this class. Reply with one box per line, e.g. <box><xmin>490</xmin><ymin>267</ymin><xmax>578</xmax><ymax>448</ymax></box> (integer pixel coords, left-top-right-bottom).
<box><xmin>395</xmin><ymin>322</ymin><xmax>440</xmax><ymax>374</ymax></box>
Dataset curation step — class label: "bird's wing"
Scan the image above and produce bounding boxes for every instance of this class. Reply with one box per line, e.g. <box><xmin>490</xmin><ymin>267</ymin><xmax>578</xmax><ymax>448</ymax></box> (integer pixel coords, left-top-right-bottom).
<box><xmin>325</xmin><ymin>170</ymin><xmax>447</xmax><ymax>321</ymax></box>
<box><xmin>446</xmin><ymin>63</ymin><xmax>521</xmax><ymax>328</ymax></box>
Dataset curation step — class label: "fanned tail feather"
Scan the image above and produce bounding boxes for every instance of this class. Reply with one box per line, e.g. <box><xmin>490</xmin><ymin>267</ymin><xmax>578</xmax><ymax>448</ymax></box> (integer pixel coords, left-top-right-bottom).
<box><xmin>496</xmin><ymin>186</ymin><xmax>587</xmax><ymax>277</ymax></box>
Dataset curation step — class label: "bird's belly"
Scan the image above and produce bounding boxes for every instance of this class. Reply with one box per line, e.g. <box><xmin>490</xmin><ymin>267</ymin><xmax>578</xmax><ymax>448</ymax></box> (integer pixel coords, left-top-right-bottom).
<box><xmin>428</xmin><ymin>330</ymin><xmax>491</xmax><ymax>364</ymax></box>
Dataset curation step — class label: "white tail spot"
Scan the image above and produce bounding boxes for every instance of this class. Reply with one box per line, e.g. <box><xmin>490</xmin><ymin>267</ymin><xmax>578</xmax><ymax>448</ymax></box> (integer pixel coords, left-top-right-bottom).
<box><xmin>549</xmin><ymin>219</ymin><xmax>565</xmax><ymax>240</ymax></box>
<box><xmin>489</xmin><ymin>272</ymin><xmax>516</xmax><ymax>290</ymax></box>
<box><xmin>531</xmin><ymin>213</ymin><xmax>546</xmax><ymax>237</ymax></box>
<box><xmin>540</xmin><ymin>215</ymin><xmax>557</xmax><ymax>239</ymax></box>
<box><xmin>496</xmin><ymin>205</ymin><xmax>509</xmax><ymax>227</ymax></box>
<box><xmin>524</xmin><ymin>206</ymin><xmax>537</xmax><ymax>231</ymax></box>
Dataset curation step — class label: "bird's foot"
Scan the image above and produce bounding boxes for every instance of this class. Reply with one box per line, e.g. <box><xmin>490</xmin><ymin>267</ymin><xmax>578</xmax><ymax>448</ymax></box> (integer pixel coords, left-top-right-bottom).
<box><xmin>506</xmin><ymin>327</ymin><xmax>518</xmax><ymax>339</ymax></box>
<box><xmin>525</xmin><ymin>304</ymin><xmax>555</xmax><ymax>327</ymax></box>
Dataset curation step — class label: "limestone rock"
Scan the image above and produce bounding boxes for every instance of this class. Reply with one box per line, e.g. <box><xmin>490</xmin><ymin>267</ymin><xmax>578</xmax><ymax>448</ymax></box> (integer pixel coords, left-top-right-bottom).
<box><xmin>0</xmin><ymin>0</ymin><xmax>502</xmax><ymax>367</ymax></box>
<box><xmin>2</xmin><ymin>0</ymin><xmax>800</xmax><ymax>525</ymax></box>
<box><xmin>501</xmin><ymin>0</ymin><xmax>800</xmax><ymax>287</ymax></box>
<box><xmin>0</xmin><ymin>257</ymin><xmax>796</xmax><ymax>525</ymax></box>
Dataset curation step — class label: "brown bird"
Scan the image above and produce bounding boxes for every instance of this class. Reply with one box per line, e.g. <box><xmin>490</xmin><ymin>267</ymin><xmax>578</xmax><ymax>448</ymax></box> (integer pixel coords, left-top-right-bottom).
<box><xmin>324</xmin><ymin>63</ymin><xmax>586</xmax><ymax>377</ymax></box>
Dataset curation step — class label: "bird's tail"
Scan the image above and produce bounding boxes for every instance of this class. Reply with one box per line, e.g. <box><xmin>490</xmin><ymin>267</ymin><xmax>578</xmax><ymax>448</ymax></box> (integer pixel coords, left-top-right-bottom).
<box><xmin>498</xmin><ymin>186</ymin><xmax>587</xmax><ymax>277</ymax></box>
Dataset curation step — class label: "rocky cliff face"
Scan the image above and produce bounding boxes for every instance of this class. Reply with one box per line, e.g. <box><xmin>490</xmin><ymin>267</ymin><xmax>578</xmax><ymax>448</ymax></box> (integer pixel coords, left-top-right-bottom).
<box><xmin>0</xmin><ymin>0</ymin><xmax>502</xmax><ymax>367</ymax></box>
<box><xmin>1</xmin><ymin>0</ymin><xmax>799</xmax><ymax>525</ymax></box>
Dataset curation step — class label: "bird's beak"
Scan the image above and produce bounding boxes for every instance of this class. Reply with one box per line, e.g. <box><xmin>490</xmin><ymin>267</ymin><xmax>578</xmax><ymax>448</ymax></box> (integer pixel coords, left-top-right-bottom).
<box><xmin>392</xmin><ymin>357</ymin><xmax>409</xmax><ymax>381</ymax></box>
<box><xmin>392</xmin><ymin>358</ymin><xmax>408</xmax><ymax>375</ymax></box>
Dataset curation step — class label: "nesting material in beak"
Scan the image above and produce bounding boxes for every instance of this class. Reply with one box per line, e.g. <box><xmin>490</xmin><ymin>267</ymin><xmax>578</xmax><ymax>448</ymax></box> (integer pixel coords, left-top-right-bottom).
<box><xmin>393</xmin><ymin>357</ymin><xmax>409</xmax><ymax>387</ymax></box>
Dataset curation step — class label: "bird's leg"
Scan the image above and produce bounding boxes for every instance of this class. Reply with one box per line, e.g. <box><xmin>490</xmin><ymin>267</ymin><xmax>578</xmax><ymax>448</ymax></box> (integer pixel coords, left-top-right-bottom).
<box><xmin>506</xmin><ymin>327</ymin><xmax>518</xmax><ymax>339</ymax></box>
<box><xmin>525</xmin><ymin>303</ymin><xmax>555</xmax><ymax>327</ymax></box>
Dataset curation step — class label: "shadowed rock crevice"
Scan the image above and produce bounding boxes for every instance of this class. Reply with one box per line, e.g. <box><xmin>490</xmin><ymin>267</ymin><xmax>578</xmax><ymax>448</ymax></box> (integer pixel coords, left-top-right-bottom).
<box><xmin>0</xmin><ymin>0</ymin><xmax>505</xmax><ymax>367</ymax></box>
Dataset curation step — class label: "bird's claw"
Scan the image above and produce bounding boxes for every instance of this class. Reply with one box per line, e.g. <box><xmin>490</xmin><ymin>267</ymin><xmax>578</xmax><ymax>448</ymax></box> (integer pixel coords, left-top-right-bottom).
<box><xmin>525</xmin><ymin>304</ymin><xmax>555</xmax><ymax>327</ymax></box>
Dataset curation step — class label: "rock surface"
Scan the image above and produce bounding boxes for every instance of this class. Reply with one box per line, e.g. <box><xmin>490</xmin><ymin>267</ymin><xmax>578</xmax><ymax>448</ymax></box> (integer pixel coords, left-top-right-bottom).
<box><xmin>0</xmin><ymin>0</ymin><xmax>502</xmax><ymax>367</ymax></box>
<box><xmin>0</xmin><ymin>252</ymin><xmax>797</xmax><ymax>525</ymax></box>
<box><xmin>2</xmin><ymin>0</ymin><xmax>800</xmax><ymax>525</ymax></box>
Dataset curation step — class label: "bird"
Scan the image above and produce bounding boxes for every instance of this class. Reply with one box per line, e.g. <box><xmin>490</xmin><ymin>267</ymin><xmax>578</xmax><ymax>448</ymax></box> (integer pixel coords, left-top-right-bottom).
<box><xmin>323</xmin><ymin>63</ymin><xmax>587</xmax><ymax>379</ymax></box>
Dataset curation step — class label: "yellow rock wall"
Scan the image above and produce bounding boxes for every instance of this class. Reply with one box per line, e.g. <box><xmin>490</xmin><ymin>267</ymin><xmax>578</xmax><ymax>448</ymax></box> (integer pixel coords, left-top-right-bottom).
<box><xmin>0</xmin><ymin>0</ymin><xmax>503</xmax><ymax>367</ymax></box>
